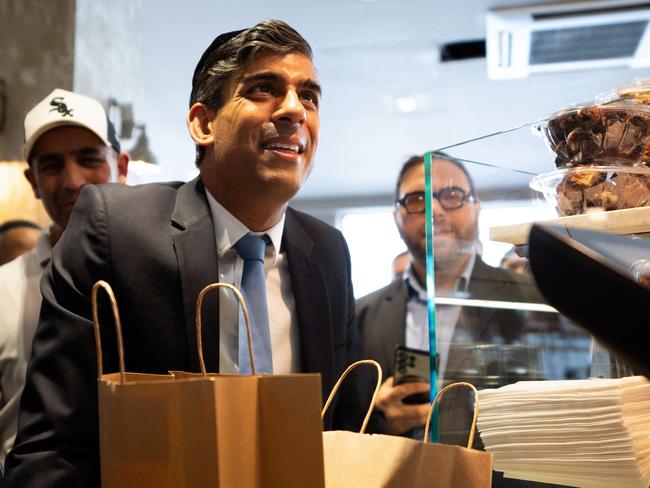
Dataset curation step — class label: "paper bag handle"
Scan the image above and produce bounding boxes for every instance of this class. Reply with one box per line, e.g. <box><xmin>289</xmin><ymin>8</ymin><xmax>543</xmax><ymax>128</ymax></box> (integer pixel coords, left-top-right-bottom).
<box><xmin>91</xmin><ymin>280</ymin><xmax>127</xmax><ymax>384</ymax></box>
<box><xmin>321</xmin><ymin>359</ymin><xmax>382</xmax><ymax>434</ymax></box>
<box><xmin>195</xmin><ymin>282</ymin><xmax>256</xmax><ymax>375</ymax></box>
<box><xmin>424</xmin><ymin>382</ymin><xmax>479</xmax><ymax>449</ymax></box>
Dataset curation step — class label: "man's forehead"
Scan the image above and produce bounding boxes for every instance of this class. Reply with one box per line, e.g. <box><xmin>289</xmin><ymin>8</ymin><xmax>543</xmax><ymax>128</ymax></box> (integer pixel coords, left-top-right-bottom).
<box><xmin>236</xmin><ymin>50</ymin><xmax>318</xmax><ymax>84</ymax></box>
<box><xmin>32</xmin><ymin>126</ymin><xmax>106</xmax><ymax>157</ymax></box>
<box><xmin>430</xmin><ymin>159</ymin><xmax>471</xmax><ymax>188</ymax></box>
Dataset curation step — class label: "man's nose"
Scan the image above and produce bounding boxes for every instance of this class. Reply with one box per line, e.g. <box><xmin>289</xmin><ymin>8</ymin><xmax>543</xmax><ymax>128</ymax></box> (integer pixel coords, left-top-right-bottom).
<box><xmin>431</xmin><ymin>197</ymin><xmax>447</xmax><ymax>218</ymax></box>
<box><xmin>273</xmin><ymin>89</ymin><xmax>306</xmax><ymax>126</ymax></box>
<box><xmin>60</xmin><ymin>159</ymin><xmax>87</xmax><ymax>191</ymax></box>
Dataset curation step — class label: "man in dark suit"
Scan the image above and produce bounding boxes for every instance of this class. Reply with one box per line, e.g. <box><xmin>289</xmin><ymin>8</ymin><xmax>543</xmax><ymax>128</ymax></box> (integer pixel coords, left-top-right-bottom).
<box><xmin>3</xmin><ymin>20</ymin><xmax>370</xmax><ymax>487</ymax></box>
<box><xmin>357</xmin><ymin>154</ymin><xmax>544</xmax><ymax>438</ymax></box>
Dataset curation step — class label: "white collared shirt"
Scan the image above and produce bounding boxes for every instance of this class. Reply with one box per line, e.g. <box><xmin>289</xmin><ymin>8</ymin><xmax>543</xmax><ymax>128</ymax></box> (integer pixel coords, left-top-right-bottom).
<box><xmin>404</xmin><ymin>252</ymin><xmax>476</xmax><ymax>380</ymax></box>
<box><xmin>205</xmin><ymin>190</ymin><xmax>299</xmax><ymax>374</ymax></box>
<box><xmin>0</xmin><ymin>233</ymin><xmax>51</xmax><ymax>467</ymax></box>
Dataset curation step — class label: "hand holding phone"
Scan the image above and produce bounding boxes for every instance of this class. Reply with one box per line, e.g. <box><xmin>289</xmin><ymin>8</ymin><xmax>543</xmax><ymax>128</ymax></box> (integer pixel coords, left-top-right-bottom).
<box><xmin>393</xmin><ymin>345</ymin><xmax>431</xmax><ymax>405</ymax></box>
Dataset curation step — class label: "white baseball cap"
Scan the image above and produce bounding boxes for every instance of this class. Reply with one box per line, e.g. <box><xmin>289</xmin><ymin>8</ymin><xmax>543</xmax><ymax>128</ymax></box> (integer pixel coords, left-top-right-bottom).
<box><xmin>23</xmin><ymin>88</ymin><xmax>120</xmax><ymax>161</ymax></box>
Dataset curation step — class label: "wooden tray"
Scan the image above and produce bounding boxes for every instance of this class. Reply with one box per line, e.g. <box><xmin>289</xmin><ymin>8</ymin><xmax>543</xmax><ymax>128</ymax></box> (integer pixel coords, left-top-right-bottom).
<box><xmin>489</xmin><ymin>206</ymin><xmax>650</xmax><ymax>245</ymax></box>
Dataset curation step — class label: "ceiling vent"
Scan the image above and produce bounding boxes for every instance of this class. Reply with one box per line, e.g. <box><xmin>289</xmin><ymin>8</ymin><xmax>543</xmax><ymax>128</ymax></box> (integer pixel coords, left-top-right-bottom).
<box><xmin>486</xmin><ymin>1</ymin><xmax>650</xmax><ymax>79</ymax></box>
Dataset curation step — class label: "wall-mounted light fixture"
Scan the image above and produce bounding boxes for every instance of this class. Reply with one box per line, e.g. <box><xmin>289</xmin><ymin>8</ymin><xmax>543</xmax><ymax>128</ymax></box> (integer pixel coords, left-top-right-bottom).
<box><xmin>107</xmin><ymin>97</ymin><xmax>135</xmax><ymax>140</ymax></box>
<box><xmin>129</xmin><ymin>124</ymin><xmax>157</xmax><ymax>165</ymax></box>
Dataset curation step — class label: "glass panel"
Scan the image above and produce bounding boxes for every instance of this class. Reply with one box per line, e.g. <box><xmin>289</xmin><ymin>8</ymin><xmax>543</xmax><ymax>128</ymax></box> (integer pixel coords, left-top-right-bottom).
<box><xmin>418</xmin><ymin>80</ymin><xmax>650</xmax><ymax>487</ymax></box>
<box><xmin>421</xmin><ymin>120</ymin><xmax>621</xmax><ymax>449</ymax></box>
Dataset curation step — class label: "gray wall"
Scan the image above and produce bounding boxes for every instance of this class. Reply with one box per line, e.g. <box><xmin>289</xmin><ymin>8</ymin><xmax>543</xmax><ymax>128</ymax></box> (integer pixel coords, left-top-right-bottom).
<box><xmin>0</xmin><ymin>0</ymin><xmax>75</xmax><ymax>160</ymax></box>
<box><xmin>0</xmin><ymin>0</ymin><xmax>147</xmax><ymax>161</ymax></box>
<box><xmin>74</xmin><ymin>0</ymin><xmax>145</xmax><ymax>142</ymax></box>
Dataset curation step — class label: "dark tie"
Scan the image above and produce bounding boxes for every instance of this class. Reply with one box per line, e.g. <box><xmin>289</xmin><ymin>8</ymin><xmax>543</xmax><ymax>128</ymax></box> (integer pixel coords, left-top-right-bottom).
<box><xmin>234</xmin><ymin>233</ymin><xmax>273</xmax><ymax>374</ymax></box>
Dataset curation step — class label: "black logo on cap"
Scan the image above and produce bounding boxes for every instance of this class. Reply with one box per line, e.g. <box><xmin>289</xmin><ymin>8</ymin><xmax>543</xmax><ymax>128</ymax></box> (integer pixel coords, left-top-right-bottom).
<box><xmin>49</xmin><ymin>97</ymin><xmax>73</xmax><ymax>117</ymax></box>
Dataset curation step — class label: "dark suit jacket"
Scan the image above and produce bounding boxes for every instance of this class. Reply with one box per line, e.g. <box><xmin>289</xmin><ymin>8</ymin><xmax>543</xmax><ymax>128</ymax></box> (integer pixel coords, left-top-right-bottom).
<box><xmin>3</xmin><ymin>178</ymin><xmax>371</xmax><ymax>487</ymax></box>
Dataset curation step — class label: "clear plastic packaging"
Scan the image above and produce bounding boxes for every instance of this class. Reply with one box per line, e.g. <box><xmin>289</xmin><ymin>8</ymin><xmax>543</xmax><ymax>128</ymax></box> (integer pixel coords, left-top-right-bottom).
<box><xmin>530</xmin><ymin>165</ymin><xmax>650</xmax><ymax>216</ymax></box>
<box><xmin>536</xmin><ymin>101</ymin><xmax>650</xmax><ymax>169</ymax></box>
<box><xmin>615</xmin><ymin>77</ymin><xmax>650</xmax><ymax>105</ymax></box>
<box><xmin>595</xmin><ymin>78</ymin><xmax>650</xmax><ymax>105</ymax></box>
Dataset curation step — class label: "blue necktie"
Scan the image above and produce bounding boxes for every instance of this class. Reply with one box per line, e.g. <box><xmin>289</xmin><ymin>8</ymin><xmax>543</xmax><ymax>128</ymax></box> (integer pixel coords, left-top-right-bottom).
<box><xmin>234</xmin><ymin>233</ymin><xmax>273</xmax><ymax>374</ymax></box>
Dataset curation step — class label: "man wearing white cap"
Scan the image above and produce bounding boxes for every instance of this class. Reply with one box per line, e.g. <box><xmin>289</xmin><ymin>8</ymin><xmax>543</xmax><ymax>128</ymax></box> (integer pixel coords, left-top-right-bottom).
<box><xmin>0</xmin><ymin>89</ymin><xmax>128</xmax><ymax>471</ymax></box>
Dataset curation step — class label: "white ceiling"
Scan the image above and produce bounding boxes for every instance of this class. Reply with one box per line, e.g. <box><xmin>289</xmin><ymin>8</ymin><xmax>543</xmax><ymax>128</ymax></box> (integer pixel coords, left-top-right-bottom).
<box><xmin>136</xmin><ymin>0</ymin><xmax>650</xmax><ymax>201</ymax></box>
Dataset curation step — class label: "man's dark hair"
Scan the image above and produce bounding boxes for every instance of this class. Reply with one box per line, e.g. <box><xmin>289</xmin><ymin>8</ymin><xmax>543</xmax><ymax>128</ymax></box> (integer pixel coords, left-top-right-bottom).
<box><xmin>0</xmin><ymin>220</ymin><xmax>41</xmax><ymax>234</ymax></box>
<box><xmin>394</xmin><ymin>152</ymin><xmax>477</xmax><ymax>201</ymax></box>
<box><xmin>190</xmin><ymin>19</ymin><xmax>313</xmax><ymax>166</ymax></box>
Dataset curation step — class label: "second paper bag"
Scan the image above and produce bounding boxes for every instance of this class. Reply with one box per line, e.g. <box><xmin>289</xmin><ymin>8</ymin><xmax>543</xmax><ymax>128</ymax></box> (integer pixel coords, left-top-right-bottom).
<box><xmin>322</xmin><ymin>361</ymin><xmax>492</xmax><ymax>488</ymax></box>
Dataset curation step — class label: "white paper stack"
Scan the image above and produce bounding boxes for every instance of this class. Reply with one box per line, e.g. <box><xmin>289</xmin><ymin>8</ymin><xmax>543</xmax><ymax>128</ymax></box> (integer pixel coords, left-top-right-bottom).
<box><xmin>477</xmin><ymin>376</ymin><xmax>650</xmax><ymax>488</ymax></box>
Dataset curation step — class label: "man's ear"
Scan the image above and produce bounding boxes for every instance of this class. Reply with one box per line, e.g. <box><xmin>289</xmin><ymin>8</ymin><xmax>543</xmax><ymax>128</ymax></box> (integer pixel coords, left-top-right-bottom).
<box><xmin>23</xmin><ymin>167</ymin><xmax>41</xmax><ymax>200</ymax></box>
<box><xmin>187</xmin><ymin>103</ymin><xmax>215</xmax><ymax>146</ymax></box>
<box><xmin>393</xmin><ymin>208</ymin><xmax>400</xmax><ymax>226</ymax></box>
<box><xmin>117</xmin><ymin>152</ymin><xmax>130</xmax><ymax>184</ymax></box>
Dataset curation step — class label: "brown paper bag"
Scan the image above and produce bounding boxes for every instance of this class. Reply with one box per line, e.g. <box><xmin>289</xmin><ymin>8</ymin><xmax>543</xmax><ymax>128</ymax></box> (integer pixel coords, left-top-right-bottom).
<box><xmin>322</xmin><ymin>361</ymin><xmax>492</xmax><ymax>488</ymax></box>
<box><xmin>92</xmin><ymin>281</ymin><xmax>325</xmax><ymax>488</ymax></box>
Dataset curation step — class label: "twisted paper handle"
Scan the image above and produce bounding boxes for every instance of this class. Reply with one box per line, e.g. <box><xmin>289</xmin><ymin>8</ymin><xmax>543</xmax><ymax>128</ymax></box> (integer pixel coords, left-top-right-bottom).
<box><xmin>91</xmin><ymin>280</ymin><xmax>127</xmax><ymax>384</ymax></box>
<box><xmin>321</xmin><ymin>359</ymin><xmax>382</xmax><ymax>434</ymax></box>
<box><xmin>195</xmin><ymin>282</ymin><xmax>256</xmax><ymax>375</ymax></box>
<box><xmin>424</xmin><ymin>381</ymin><xmax>479</xmax><ymax>449</ymax></box>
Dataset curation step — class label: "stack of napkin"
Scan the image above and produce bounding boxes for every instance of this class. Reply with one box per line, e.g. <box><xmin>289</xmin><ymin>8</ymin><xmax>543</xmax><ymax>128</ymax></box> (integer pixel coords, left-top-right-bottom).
<box><xmin>477</xmin><ymin>376</ymin><xmax>650</xmax><ymax>488</ymax></box>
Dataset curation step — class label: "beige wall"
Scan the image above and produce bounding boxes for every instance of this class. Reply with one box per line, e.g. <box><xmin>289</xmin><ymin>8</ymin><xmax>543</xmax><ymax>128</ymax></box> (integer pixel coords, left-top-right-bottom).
<box><xmin>0</xmin><ymin>163</ymin><xmax>50</xmax><ymax>227</ymax></box>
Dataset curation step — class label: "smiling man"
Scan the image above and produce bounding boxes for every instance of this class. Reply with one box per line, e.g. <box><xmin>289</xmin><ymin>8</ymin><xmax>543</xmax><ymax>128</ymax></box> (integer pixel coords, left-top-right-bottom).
<box><xmin>356</xmin><ymin>154</ymin><xmax>541</xmax><ymax>442</ymax></box>
<box><xmin>0</xmin><ymin>89</ymin><xmax>128</xmax><ymax>474</ymax></box>
<box><xmin>3</xmin><ymin>20</ymin><xmax>370</xmax><ymax>487</ymax></box>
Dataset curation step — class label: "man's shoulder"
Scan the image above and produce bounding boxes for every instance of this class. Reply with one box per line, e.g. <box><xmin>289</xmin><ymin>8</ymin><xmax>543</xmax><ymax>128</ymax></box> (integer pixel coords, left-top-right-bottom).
<box><xmin>0</xmin><ymin>247</ymin><xmax>35</xmax><ymax>284</ymax></box>
<box><xmin>0</xmin><ymin>248</ymin><xmax>39</xmax><ymax>339</ymax></box>
<box><xmin>91</xmin><ymin>180</ymin><xmax>184</xmax><ymax>203</ymax></box>
<box><xmin>286</xmin><ymin>207</ymin><xmax>341</xmax><ymax>237</ymax></box>
<box><xmin>470</xmin><ymin>257</ymin><xmax>543</xmax><ymax>302</ymax></box>
<box><xmin>285</xmin><ymin>207</ymin><xmax>346</xmax><ymax>256</ymax></box>
<box><xmin>74</xmin><ymin>180</ymin><xmax>188</xmax><ymax>226</ymax></box>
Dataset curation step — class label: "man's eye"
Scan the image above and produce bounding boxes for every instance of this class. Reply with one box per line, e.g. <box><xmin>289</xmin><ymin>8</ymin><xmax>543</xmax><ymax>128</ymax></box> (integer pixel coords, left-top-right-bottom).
<box><xmin>300</xmin><ymin>92</ymin><xmax>319</xmax><ymax>108</ymax></box>
<box><xmin>77</xmin><ymin>156</ymin><xmax>104</xmax><ymax>166</ymax></box>
<box><xmin>250</xmin><ymin>84</ymin><xmax>274</xmax><ymax>95</ymax></box>
<box><xmin>36</xmin><ymin>159</ymin><xmax>63</xmax><ymax>174</ymax></box>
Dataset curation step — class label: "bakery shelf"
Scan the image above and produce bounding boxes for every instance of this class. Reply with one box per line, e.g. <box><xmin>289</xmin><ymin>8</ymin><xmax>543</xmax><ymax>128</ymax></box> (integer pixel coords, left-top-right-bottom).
<box><xmin>489</xmin><ymin>206</ymin><xmax>650</xmax><ymax>245</ymax></box>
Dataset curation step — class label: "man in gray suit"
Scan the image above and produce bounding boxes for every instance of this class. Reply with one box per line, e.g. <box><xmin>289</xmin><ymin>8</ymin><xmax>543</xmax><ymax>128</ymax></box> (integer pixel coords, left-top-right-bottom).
<box><xmin>357</xmin><ymin>154</ymin><xmax>541</xmax><ymax>437</ymax></box>
<box><xmin>4</xmin><ymin>20</ymin><xmax>371</xmax><ymax>487</ymax></box>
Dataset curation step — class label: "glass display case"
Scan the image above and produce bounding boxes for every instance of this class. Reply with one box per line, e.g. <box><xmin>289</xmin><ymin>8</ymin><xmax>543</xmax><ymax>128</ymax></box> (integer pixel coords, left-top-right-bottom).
<box><xmin>419</xmin><ymin>86</ymin><xmax>650</xmax><ymax>485</ymax></box>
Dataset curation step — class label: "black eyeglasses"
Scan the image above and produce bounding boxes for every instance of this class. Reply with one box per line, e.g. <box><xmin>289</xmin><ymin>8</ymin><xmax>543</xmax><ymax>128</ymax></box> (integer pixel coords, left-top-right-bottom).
<box><xmin>395</xmin><ymin>187</ymin><xmax>474</xmax><ymax>214</ymax></box>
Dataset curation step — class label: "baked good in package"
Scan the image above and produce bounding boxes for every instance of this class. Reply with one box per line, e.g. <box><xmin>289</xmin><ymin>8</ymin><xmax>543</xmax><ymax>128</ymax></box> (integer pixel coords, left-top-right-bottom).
<box><xmin>534</xmin><ymin>85</ymin><xmax>650</xmax><ymax>216</ymax></box>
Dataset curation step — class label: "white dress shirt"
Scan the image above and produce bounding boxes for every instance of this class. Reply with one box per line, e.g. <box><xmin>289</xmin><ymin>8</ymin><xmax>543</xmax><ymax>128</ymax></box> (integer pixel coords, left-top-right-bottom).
<box><xmin>404</xmin><ymin>252</ymin><xmax>475</xmax><ymax>380</ymax></box>
<box><xmin>205</xmin><ymin>190</ymin><xmax>299</xmax><ymax>374</ymax></box>
<box><xmin>0</xmin><ymin>233</ymin><xmax>51</xmax><ymax>468</ymax></box>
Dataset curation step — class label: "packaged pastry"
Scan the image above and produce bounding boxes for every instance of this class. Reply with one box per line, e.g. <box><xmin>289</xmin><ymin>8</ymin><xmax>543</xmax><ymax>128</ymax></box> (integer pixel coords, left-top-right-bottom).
<box><xmin>537</xmin><ymin>101</ymin><xmax>650</xmax><ymax>169</ymax></box>
<box><xmin>530</xmin><ymin>165</ymin><xmax>650</xmax><ymax>216</ymax></box>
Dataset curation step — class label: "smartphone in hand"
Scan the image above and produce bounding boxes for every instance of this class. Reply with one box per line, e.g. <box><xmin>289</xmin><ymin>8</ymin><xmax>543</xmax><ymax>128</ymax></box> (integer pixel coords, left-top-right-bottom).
<box><xmin>393</xmin><ymin>345</ymin><xmax>431</xmax><ymax>405</ymax></box>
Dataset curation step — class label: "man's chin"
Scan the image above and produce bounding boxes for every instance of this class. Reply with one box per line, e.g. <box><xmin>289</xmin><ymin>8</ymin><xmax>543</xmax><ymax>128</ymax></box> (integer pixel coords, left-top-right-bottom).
<box><xmin>434</xmin><ymin>247</ymin><xmax>471</xmax><ymax>269</ymax></box>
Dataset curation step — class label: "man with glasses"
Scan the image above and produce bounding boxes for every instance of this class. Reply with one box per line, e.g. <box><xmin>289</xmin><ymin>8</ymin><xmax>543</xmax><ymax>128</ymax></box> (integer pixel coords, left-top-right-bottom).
<box><xmin>0</xmin><ymin>89</ymin><xmax>128</xmax><ymax>472</ymax></box>
<box><xmin>357</xmin><ymin>153</ymin><xmax>538</xmax><ymax>441</ymax></box>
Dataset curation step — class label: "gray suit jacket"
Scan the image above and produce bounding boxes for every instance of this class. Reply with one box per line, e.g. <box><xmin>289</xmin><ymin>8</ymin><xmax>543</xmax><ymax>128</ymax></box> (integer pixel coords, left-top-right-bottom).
<box><xmin>3</xmin><ymin>178</ymin><xmax>372</xmax><ymax>487</ymax></box>
<box><xmin>357</xmin><ymin>258</ymin><xmax>541</xmax><ymax>381</ymax></box>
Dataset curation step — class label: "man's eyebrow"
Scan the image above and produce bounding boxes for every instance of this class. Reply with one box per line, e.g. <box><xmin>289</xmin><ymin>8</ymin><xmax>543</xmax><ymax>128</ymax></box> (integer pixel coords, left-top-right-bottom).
<box><xmin>35</xmin><ymin>146</ymin><xmax>104</xmax><ymax>161</ymax></box>
<box><xmin>74</xmin><ymin>146</ymin><xmax>104</xmax><ymax>154</ymax></box>
<box><xmin>240</xmin><ymin>71</ymin><xmax>322</xmax><ymax>95</ymax></box>
<box><xmin>303</xmin><ymin>79</ymin><xmax>322</xmax><ymax>96</ymax></box>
